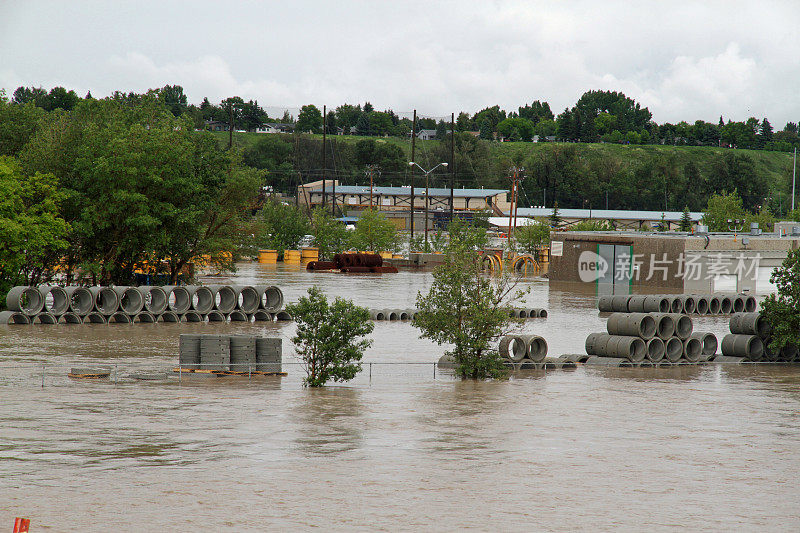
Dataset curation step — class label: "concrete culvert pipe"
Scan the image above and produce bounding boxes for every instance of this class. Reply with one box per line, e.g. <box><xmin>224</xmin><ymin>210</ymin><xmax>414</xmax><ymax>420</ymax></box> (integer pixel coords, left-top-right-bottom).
<box><xmin>206</xmin><ymin>310</ymin><xmax>227</xmax><ymax>322</ymax></box>
<box><xmin>537</xmin><ymin>309</ymin><xmax>548</xmax><ymax>318</ymax></box>
<box><xmin>607</xmin><ymin>336</ymin><xmax>646</xmax><ymax>362</ymax></box>
<box><xmin>606</xmin><ymin>313</ymin><xmax>657</xmax><ymax>339</ymax></box>
<box><xmin>252</xmin><ymin>310</ymin><xmax>273</xmax><ymax>322</ymax></box>
<box><xmin>642</xmin><ymin>296</ymin><xmax>671</xmax><ymax>313</ymax></box>
<box><xmin>714</xmin><ymin>294</ymin><xmax>733</xmax><ymax>314</ymax></box>
<box><xmin>138</xmin><ymin>286</ymin><xmax>168</xmax><ymax>314</ymax></box>
<box><xmin>683</xmin><ymin>338</ymin><xmax>702</xmax><ymax>362</ymax></box>
<box><xmin>65</xmin><ymin>286</ymin><xmax>94</xmax><ymax>315</ymax></box>
<box><xmin>183</xmin><ymin>311</ymin><xmax>204</xmax><ymax>323</ymax></box>
<box><xmin>527</xmin><ymin>308</ymin><xmax>540</xmax><ymax>318</ymax></box>
<box><xmin>185</xmin><ymin>285</ymin><xmax>214</xmax><ymax>314</ymax></box>
<box><xmin>204</xmin><ymin>285</ymin><xmax>235</xmax><ymax>313</ymax></box>
<box><xmin>6</xmin><ymin>286</ymin><xmax>45</xmax><ymax>316</ymax></box>
<box><xmin>732</xmin><ymin>296</ymin><xmax>745</xmax><ymax>313</ymax></box>
<box><xmin>585</xmin><ymin>333</ymin><xmax>613</xmax><ymax>355</ymax></box>
<box><xmin>646</xmin><ymin>337</ymin><xmax>665</xmax><ymax>362</ymax></box>
<box><xmin>388</xmin><ymin>310</ymin><xmax>401</xmax><ymax>321</ymax></box>
<box><xmin>235</xmin><ymin>286</ymin><xmax>260</xmax><ymax>314</ymax></box>
<box><xmin>744</xmin><ymin>295</ymin><xmax>757</xmax><ymax>313</ymax></box>
<box><xmin>38</xmin><ymin>285</ymin><xmax>69</xmax><ymax>315</ymax></box>
<box><xmin>664</xmin><ymin>337</ymin><xmax>683</xmax><ymax>362</ymax></box>
<box><xmin>32</xmin><ymin>312</ymin><xmax>57</xmax><ymax>324</ymax></box>
<box><xmin>229</xmin><ymin>310</ymin><xmax>249</xmax><ymax>322</ymax></box>
<box><xmin>58</xmin><ymin>312</ymin><xmax>83</xmax><ymax>324</ymax></box>
<box><xmin>708</xmin><ymin>296</ymin><xmax>721</xmax><ymax>315</ymax></box>
<box><xmin>721</xmin><ymin>334</ymin><xmax>764</xmax><ymax>361</ymax></box>
<box><xmin>113</xmin><ymin>286</ymin><xmax>143</xmax><ymax>315</ymax></box>
<box><xmin>132</xmin><ymin>312</ymin><xmax>156</xmax><ymax>323</ymax></box>
<box><xmin>729</xmin><ymin>313</ymin><xmax>771</xmax><ymax>337</ymax></box>
<box><xmin>611</xmin><ymin>295</ymin><xmax>631</xmax><ymax>312</ymax></box>
<box><xmin>627</xmin><ymin>295</ymin><xmax>647</xmax><ymax>313</ymax></box>
<box><xmin>584</xmin><ymin>356</ymin><xmax>634</xmax><ymax>367</ymax></box>
<box><xmin>499</xmin><ymin>335</ymin><xmax>529</xmax><ymax>362</ymax></box>
<box><xmin>399</xmin><ymin>311</ymin><xmax>411</xmax><ymax>320</ymax></box>
<box><xmin>109</xmin><ymin>312</ymin><xmax>131</xmax><ymax>324</ymax></box>
<box><xmin>670</xmin><ymin>297</ymin><xmax>683</xmax><ymax>313</ymax></box>
<box><xmin>649</xmin><ymin>313</ymin><xmax>676</xmax><ymax>339</ymax></box>
<box><xmin>695</xmin><ymin>297</ymin><xmax>709</xmax><ymax>315</ymax></box>
<box><xmin>680</xmin><ymin>296</ymin><xmax>696</xmax><ymax>315</ymax></box>
<box><xmin>779</xmin><ymin>344</ymin><xmax>799</xmax><ymax>362</ymax></box>
<box><xmin>161</xmin><ymin>286</ymin><xmax>190</xmax><ymax>314</ymax></box>
<box><xmin>689</xmin><ymin>332</ymin><xmax>718</xmax><ymax>356</ymax></box>
<box><xmin>89</xmin><ymin>286</ymin><xmax>119</xmax><ymax>315</ymax></box>
<box><xmin>257</xmin><ymin>285</ymin><xmax>284</xmax><ymax>313</ymax></box>
<box><xmin>597</xmin><ymin>296</ymin><xmax>614</xmax><ymax>312</ymax></box>
<box><xmin>84</xmin><ymin>312</ymin><xmax>107</xmax><ymax>324</ymax></box>
<box><xmin>517</xmin><ymin>309</ymin><xmax>529</xmax><ymax>318</ymax></box>
<box><xmin>158</xmin><ymin>311</ymin><xmax>180</xmax><ymax>323</ymax></box>
<box><xmin>527</xmin><ymin>336</ymin><xmax>548</xmax><ymax>363</ymax></box>
<box><xmin>667</xmin><ymin>313</ymin><xmax>693</xmax><ymax>339</ymax></box>
<box><xmin>369</xmin><ymin>310</ymin><xmax>383</xmax><ymax>320</ymax></box>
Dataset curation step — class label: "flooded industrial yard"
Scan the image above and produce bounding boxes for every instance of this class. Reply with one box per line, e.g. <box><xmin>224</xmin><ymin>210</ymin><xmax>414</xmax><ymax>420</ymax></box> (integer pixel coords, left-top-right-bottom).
<box><xmin>3</xmin><ymin>263</ymin><xmax>800</xmax><ymax>531</ymax></box>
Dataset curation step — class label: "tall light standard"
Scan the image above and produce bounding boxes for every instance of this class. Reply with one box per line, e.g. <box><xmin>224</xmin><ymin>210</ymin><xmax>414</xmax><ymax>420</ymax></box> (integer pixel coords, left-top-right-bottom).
<box><xmin>408</xmin><ymin>161</ymin><xmax>448</xmax><ymax>248</ymax></box>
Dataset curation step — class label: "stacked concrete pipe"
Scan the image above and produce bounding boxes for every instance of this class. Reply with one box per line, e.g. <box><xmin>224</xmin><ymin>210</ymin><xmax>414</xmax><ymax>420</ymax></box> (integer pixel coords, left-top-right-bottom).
<box><xmin>498</xmin><ymin>334</ymin><xmax>548</xmax><ymax>366</ymax></box>
<box><xmin>598</xmin><ymin>293</ymin><xmax>756</xmax><ymax>316</ymax></box>
<box><xmin>370</xmin><ymin>308</ymin><xmax>416</xmax><ymax>321</ymax></box>
<box><xmin>721</xmin><ymin>312</ymin><xmax>773</xmax><ymax>362</ymax></box>
<box><xmin>179</xmin><ymin>333</ymin><xmax>282</xmax><ymax>372</ymax></box>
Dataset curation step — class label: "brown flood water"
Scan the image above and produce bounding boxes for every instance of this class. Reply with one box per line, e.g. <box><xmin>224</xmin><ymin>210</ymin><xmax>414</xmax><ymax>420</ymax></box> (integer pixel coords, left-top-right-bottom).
<box><xmin>2</xmin><ymin>263</ymin><xmax>800</xmax><ymax>531</ymax></box>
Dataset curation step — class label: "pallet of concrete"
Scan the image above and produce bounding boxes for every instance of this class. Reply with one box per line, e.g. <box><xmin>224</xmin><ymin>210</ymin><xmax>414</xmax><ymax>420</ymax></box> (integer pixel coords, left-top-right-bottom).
<box><xmin>179</xmin><ymin>333</ymin><xmax>283</xmax><ymax>373</ymax></box>
<box><xmin>598</xmin><ymin>293</ymin><xmax>757</xmax><ymax>316</ymax></box>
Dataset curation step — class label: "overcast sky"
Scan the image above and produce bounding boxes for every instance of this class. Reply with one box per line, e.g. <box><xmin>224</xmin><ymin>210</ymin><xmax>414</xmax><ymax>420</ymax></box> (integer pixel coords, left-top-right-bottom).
<box><xmin>2</xmin><ymin>1</ymin><xmax>798</xmax><ymax>125</ymax></box>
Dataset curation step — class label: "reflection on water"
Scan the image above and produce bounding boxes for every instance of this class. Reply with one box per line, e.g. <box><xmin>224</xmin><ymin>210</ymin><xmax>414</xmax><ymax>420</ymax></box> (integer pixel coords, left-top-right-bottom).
<box><xmin>1</xmin><ymin>263</ymin><xmax>800</xmax><ymax>530</ymax></box>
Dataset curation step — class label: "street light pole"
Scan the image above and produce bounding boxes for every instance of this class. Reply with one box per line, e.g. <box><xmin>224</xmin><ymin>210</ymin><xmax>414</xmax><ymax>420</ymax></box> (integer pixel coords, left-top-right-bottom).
<box><xmin>408</xmin><ymin>161</ymin><xmax>448</xmax><ymax>248</ymax></box>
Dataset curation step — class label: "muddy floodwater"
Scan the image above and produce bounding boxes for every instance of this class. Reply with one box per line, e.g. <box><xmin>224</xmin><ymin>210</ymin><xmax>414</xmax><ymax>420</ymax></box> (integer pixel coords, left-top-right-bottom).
<box><xmin>2</xmin><ymin>263</ymin><xmax>800</xmax><ymax>531</ymax></box>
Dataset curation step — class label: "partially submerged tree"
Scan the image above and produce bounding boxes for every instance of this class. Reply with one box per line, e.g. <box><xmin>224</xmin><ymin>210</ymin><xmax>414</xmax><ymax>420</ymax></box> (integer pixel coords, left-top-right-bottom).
<box><xmin>257</xmin><ymin>197</ymin><xmax>310</xmax><ymax>258</ymax></box>
<box><xmin>286</xmin><ymin>286</ymin><xmax>374</xmax><ymax>387</ymax></box>
<box><xmin>414</xmin><ymin>218</ymin><xmax>527</xmax><ymax>379</ymax></box>
<box><xmin>351</xmin><ymin>208</ymin><xmax>398</xmax><ymax>252</ymax></box>
<box><xmin>310</xmin><ymin>207</ymin><xmax>351</xmax><ymax>260</ymax></box>
<box><xmin>760</xmin><ymin>248</ymin><xmax>800</xmax><ymax>355</ymax></box>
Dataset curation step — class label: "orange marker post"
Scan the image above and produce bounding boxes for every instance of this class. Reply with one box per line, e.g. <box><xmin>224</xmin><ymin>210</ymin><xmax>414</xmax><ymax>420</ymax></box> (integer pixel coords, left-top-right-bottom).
<box><xmin>14</xmin><ymin>518</ymin><xmax>31</xmax><ymax>533</ymax></box>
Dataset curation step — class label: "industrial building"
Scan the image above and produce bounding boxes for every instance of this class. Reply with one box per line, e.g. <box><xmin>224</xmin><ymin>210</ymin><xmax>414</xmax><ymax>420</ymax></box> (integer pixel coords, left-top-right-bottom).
<box><xmin>513</xmin><ymin>207</ymin><xmax>704</xmax><ymax>230</ymax></box>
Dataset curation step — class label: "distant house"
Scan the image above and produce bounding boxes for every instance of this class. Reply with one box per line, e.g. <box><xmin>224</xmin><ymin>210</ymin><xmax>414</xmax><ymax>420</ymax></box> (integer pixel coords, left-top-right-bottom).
<box><xmin>206</xmin><ymin>120</ymin><xmax>230</xmax><ymax>132</ymax></box>
<box><xmin>256</xmin><ymin>122</ymin><xmax>294</xmax><ymax>134</ymax></box>
<box><xmin>416</xmin><ymin>129</ymin><xmax>437</xmax><ymax>140</ymax></box>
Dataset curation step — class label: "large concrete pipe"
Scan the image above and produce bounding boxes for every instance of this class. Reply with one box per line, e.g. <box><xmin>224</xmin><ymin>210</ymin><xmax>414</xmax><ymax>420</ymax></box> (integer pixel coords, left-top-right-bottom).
<box><xmin>664</xmin><ymin>337</ymin><xmax>683</xmax><ymax>362</ymax></box>
<box><xmin>255</xmin><ymin>337</ymin><xmax>282</xmax><ymax>372</ymax></box>
<box><xmin>113</xmin><ymin>286</ymin><xmax>144</xmax><ymax>315</ymax></box>
<box><xmin>388</xmin><ymin>310</ymin><xmax>401</xmax><ymax>321</ymax></box>
<box><xmin>778</xmin><ymin>343</ymin><xmax>799</xmax><ymax>362</ymax></box>
<box><xmin>84</xmin><ymin>311</ymin><xmax>107</xmax><ymax>324</ymax></box>
<box><xmin>162</xmin><ymin>285</ymin><xmax>191</xmax><ymax>314</ymax></box>
<box><xmin>251</xmin><ymin>310</ymin><xmax>273</xmax><ymax>322</ymax></box>
<box><xmin>689</xmin><ymin>332</ymin><xmax>718</xmax><ymax>356</ymax></box>
<box><xmin>606</xmin><ymin>313</ymin><xmax>657</xmax><ymax>339</ymax></box>
<box><xmin>744</xmin><ymin>295</ymin><xmax>757</xmax><ymax>313</ymax></box>
<box><xmin>584</xmin><ymin>356</ymin><xmax>635</xmax><ymax>367</ymax></box>
<box><xmin>528</xmin><ymin>336</ymin><xmax>548</xmax><ymax>363</ymax></box>
<box><xmin>132</xmin><ymin>312</ymin><xmax>156</xmax><ymax>323</ymax></box>
<box><xmin>669</xmin><ymin>297</ymin><xmax>683</xmax><ymax>313</ymax></box>
<box><xmin>183</xmin><ymin>311</ymin><xmax>204</xmax><ymax>323</ymax></box>
<box><xmin>729</xmin><ymin>313</ymin><xmax>771</xmax><ymax>337</ymax></box>
<box><xmin>228</xmin><ymin>310</ymin><xmax>249</xmax><ymax>322</ymax></box>
<box><xmin>235</xmin><ymin>286</ymin><xmax>260</xmax><ymax>314</ymax></box>
<box><xmin>626</xmin><ymin>295</ymin><xmax>647</xmax><ymax>313</ymax></box>
<box><xmin>88</xmin><ymin>286</ymin><xmax>119</xmax><ymax>315</ymax></box>
<box><xmin>713</xmin><ymin>294</ymin><xmax>733</xmax><ymax>314</ymax></box>
<box><xmin>649</xmin><ymin>313</ymin><xmax>676</xmax><ymax>339</ymax></box>
<box><xmin>721</xmin><ymin>334</ymin><xmax>764</xmax><ymax>361</ymax></box>
<box><xmin>597</xmin><ymin>296</ymin><xmax>614</xmax><ymax>312</ymax></box>
<box><xmin>369</xmin><ymin>309</ymin><xmax>386</xmax><ymax>320</ymax></box>
<box><xmin>708</xmin><ymin>296</ymin><xmax>721</xmax><ymax>315</ymax></box>
<box><xmin>65</xmin><ymin>286</ymin><xmax>93</xmax><ymax>315</ymax></box>
<box><xmin>108</xmin><ymin>312</ymin><xmax>131</xmax><ymax>324</ymax></box>
<box><xmin>138</xmin><ymin>286</ymin><xmax>168</xmax><ymax>314</ymax></box>
<box><xmin>275</xmin><ymin>311</ymin><xmax>293</xmax><ymax>321</ymax></box>
<box><xmin>206</xmin><ymin>310</ymin><xmax>226</xmax><ymax>322</ymax></box>
<box><xmin>31</xmin><ymin>312</ymin><xmax>57</xmax><ymax>324</ymax></box>
<box><xmin>204</xmin><ymin>285</ymin><xmax>235</xmax><ymax>313</ymax></box>
<box><xmin>58</xmin><ymin>312</ymin><xmax>83</xmax><ymax>324</ymax></box>
<box><xmin>585</xmin><ymin>332</ymin><xmax>613</xmax><ymax>355</ymax></box>
<box><xmin>399</xmin><ymin>310</ymin><xmax>412</xmax><ymax>320</ymax></box>
<box><xmin>683</xmin><ymin>337</ymin><xmax>702</xmax><ymax>362</ymax></box>
<box><xmin>159</xmin><ymin>311</ymin><xmax>180</xmax><ymax>323</ymax></box>
<box><xmin>499</xmin><ymin>335</ymin><xmax>529</xmax><ymax>362</ymax></box>
<box><xmin>646</xmin><ymin>337</ymin><xmax>665</xmax><ymax>362</ymax></box>
<box><xmin>256</xmin><ymin>285</ymin><xmax>284</xmax><ymax>313</ymax></box>
<box><xmin>38</xmin><ymin>285</ymin><xmax>69</xmax><ymax>315</ymax></box>
<box><xmin>199</xmin><ymin>334</ymin><xmax>229</xmax><ymax>371</ymax></box>
<box><xmin>644</xmin><ymin>296</ymin><xmax>671</xmax><ymax>313</ymax></box>
<box><xmin>537</xmin><ymin>309</ymin><xmax>548</xmax><ymax>318</ymax></box>
<box><xmin>230</xmin><ymin>334</ymin><xmax>257</xmax><ymax>371</ymax></box>
<box><xmin>185</xmin><ymin>285</ymin><xmax>214</xmax><ymax>314</ymax></box>
<box><xmin>606</xmin><ymin>336</ymin><xmax>646</xmax><ymax>362</ymax></box>
<box><xmin>666</xmin><ymin>313</ymin><xmax>693</xmax><ymax>340</ymax></box>
<box><xmin>695</xmin><ymin>296</ymin><xmax>709</xmax><ymax>315</ymax></box>
<box><xmin>611</xmin><ymin>295</ymin><xmax>631</xmax><ymax>312</ymax></box>
<box><xmin>732</xmin><ymin>296</ymin><xmax>745</xmax><ymax>313</ymax></box>
<box><xmin>6</xmin><ymin>286</ymin><xmax>44</xmax><ymax>316</ymax></box>
<box><xmin>679</xmin><ymin>296</ymin><xmax>696</xmax><ymax>315</ymax></box>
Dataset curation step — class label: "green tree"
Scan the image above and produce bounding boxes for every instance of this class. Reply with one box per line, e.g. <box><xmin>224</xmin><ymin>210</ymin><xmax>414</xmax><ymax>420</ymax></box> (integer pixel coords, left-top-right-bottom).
<box><xmin>310</xmin><ymin>207</ymin><xmax>351</xmax><ymax>259</ymax></box>
<box><xmin>701</xmin><ymin>191</ymin><xmax>747</xmax><ymax>231</ymax></box>
<box><xmin>351</xmin><ymin>208</ymin><xmax>398</xmax><ymax>252</ymax></box>
<box><xmin>296</xmin><ymin>104</ymin><xmax>323</xmax><ymax>133</ymax></box>
<box><xmin>513</xmin><ymin>222</ymin><xmax>550</xmax><ymax>254</ymax></box>
<box><xmin>497</xmin><ymin>117</ymin><xmax>534</xmax><ymax>141</ymax></box>
<box><xmin>760</xmin><ymin>248</ymin><xmax>800</xmax><ymax>356</ymax></box>
<box><xmin>286</xmin><ymin>286</ymin><xmax>374</xmax><ymax>387</ymax></box>
<box><xmin>414</xmin><ymin>218</ymin><xmax>526</xmax><ymax>379</ymax></box>
<box><xmin>0</xmin><ymin>95</ymin><xmax>46</xmax><ymax>156</ymax></box>
<box><xmin>257</xmin><ymin>197</ymin><xmax>310</xmax><ymax>258</ymax></box>
<box><xmin>549</xmin><ymin>202</ymin><xmax>561</xmax><ymax>227</ymax></box>
<box><xmin>679</xmin><ymin>206</ymin><xmax>692</xmax><ymax>231</ymax></box>
<box><xmin>478</xmin><ymin>119</ymin><xmax>492</xmax><ymax>140</ymax></box>
<box><xmin>157</xmin><ymin>84</ymin><xmax>187</xmax><ymax>117</ymax></box>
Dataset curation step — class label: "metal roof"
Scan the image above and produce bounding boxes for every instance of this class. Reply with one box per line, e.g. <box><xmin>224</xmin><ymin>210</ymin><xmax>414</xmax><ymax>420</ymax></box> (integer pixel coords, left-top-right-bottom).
<box><xmin>513</xmin><ymin>207</ymin><xmax>704</xmax><ymax>222</ymax></box>
<box><xmin>320</xmin><ymin>185</ymin><xmax>507</xmax><ymax>198</ymax></box>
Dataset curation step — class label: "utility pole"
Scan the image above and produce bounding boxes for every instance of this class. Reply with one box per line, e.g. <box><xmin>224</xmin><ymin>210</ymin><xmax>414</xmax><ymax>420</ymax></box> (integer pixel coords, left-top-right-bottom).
<box><xmin>322</xmin><ymin>105</ymin><xmax>327</xmax><ymax>208</ymax></box>
<box><xmin>228</xmin><ymin>103</ymin><xmax>234</xmax><ymax>149</ymax></box>
<box><xmin>508</xmin><ymin>167</ymin><xmax>523</xmax><ymax>240</ymax></box>
<box><xmin>367</xmin><ymin>164</ymin><xmax>378</xmax><ymax>208</ymax></box>
<box><xmin>793</xmin><ymin>147</ymin><xmax>796</xmax><ymax>213</ymax></box>
<box><xmin>450</xmin><ymin>112</ymin><xmax>455</xmax><ymax>223</ymax></box>
<box><xmin>410</xmin><ymin>110</ymin><xmax>416</xmax><ymax>239</ymax></box>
